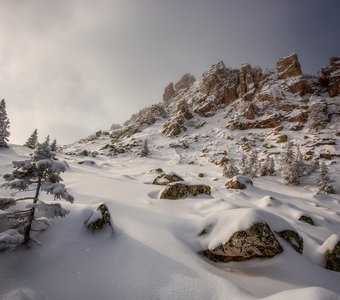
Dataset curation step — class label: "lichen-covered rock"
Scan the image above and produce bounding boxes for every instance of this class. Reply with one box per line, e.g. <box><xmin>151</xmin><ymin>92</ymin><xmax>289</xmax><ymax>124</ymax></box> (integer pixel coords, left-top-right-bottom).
<box><xmin>277</xmin><ymin>53</ymin><xmax>302</xmax><ymax>79</ymax></box>
<box><xmin>298</xmin><ymin>215</ymin><xmax>315</xmax><ymax>225</ymax></box>
<box><xmin>276</xmin><ymin>134</ymin><xmax>288</xmax><ymax>143</ymax></box>
<box><xmin>86</xmin><ymin>203</ymin><xmax>113</xmax><ymax>232</ymax></box>
<box><xmin>160</xmin><ymin>182</ymin><xmax>211</xmax><ymax>199</ymax></box>
<box><xmin>226</xmin><ymin>176</ymin><xmax>253</xmax><ymax>190</ymax></box>
<box><xmin>324</xmin><ymin>242</ymin><xmax>340</xmax><ymax>272</ymax></box>
<box><xmin>153</xmin><ymin>173</ymin><xmax>184</xmax><ymax>186</ymax></box>
<box><xmin>277</xmin><ymin>230</ymin><xmax>303</xmax><ymax>254</ymax></box>
<box><xmin>202</xmin><ymin>223</ymin><xmax>283</xmax><ymax>263</ymax></box>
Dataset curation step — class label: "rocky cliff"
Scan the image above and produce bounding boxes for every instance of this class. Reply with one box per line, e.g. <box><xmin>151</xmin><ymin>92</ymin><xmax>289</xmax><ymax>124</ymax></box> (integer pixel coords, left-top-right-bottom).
<box><xmin>65</xmin><ymin>53</ymin><xmax>340</xmax><ymax>162</ymax></box>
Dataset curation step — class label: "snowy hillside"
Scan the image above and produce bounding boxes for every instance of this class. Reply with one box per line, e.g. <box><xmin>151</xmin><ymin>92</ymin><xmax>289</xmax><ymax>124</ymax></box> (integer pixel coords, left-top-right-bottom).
<box><xmin>0</xmin><ymin>143</ymin><xmax>339</xmax><ymax>299</ymax></box>
<box><xmin>1</xmin><ymin>53</ymin><xmax>340</xmax><ymax>299</ymax></box>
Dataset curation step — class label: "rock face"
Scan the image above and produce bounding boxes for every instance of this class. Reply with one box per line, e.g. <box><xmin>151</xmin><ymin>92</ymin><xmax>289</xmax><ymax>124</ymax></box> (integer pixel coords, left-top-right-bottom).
<box><xmin>160</xmin><ymin>182</ymin><xmax>211</xmax><ymax>199</ymax></box>
<box><xmin>226</xmin><ymin>176</ymin><xmax>253</xmax><ymax>190</ymax></box>
<box><xmin>277</xmin><ymin>53</ymin><xmax>302</xmax><ymax>79</ymax></box>
<box><xmin>202</xmin><ymin>223</ymin><xmax>283</xmax><ymax>263</ymax></box>
<box><xmin>277</xmin><ymin>230</ymin><xmax>303</xmax><ymax>254</ymax></box>
<box><xmin>153</xmin><ymin>173</ymin><xmax>184</xmax><ymax>185</ymax></box>
<box><xmin>320</xmin><ymin>56</ymin><xmax>340</xmax><ymax>97</ymax></box>
<box><xmin>86</xmin><ymin>203</ymin><xmax>113</xmax><ymax>232</ymax></box>
<box><xmin>174</xmin><ymin>73</ymin><xmax>196</xmax><ymax>91</ymax></box>
<box><xmin>238</xmin><ymin>64</ymin><xmax>263</xmax><ymax>98</ymax></box>
<box><xmin>163</xmin><ymin>82</ymin><xmax>175</xmax><ymax>103</ymax></box>
<box><xmin>324</xmin><ymin>241</ymin><xmax>340</xmax><ymax>272</ymax></box>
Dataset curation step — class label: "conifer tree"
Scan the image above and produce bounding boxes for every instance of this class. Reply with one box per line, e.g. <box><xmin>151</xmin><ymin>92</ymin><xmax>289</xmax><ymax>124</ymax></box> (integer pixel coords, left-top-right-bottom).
<box><xmin>239</xmin><ymin>152</ymin><xmax>250</xmax><ymax>176</ymax></box>
<box><xmin>45</xmin><ymin>135</ymin><xmax>50</xmax><ymax>145</ymax></box>
<box><xmin>51</xmin><ymin>139</ymin><xmax>58</xmax><ymax>152</ymax></box>
<box><xmin>318</xmin><ymin>161</ymin><xmax>335</xmax><ymax>194</ymax></box>
<box><xmin>248</xmin><ymin>149</ymin><xmax>260</xmax><ymax>177</ymax></box>
<box><xmin>0</xmin><ymin>99</ymin><xmax>10</xmax><ymax>148</ymax></box>
<box><xmin>280</xmin><ymin>142</ymin><xmax>299</xmax><ymax>185</ymax></box>
<box><xmin>223</xmin><ymin>158</ymin><xmax>239</xmax><ymax>178</ymax></box>
<box><xmin>140</xmin><ymin>139</ymin><xmax>150</xmax><ymax>157</ymax></box>
<box><xmin>295</xmin><ymin>145</ymin><xmax>306</xmax><ymax>177</ymax></box>
<box><xmin>260</xmin><ymin>153</ymin><xmax>276</xmax><ymax>176</ymax></box>
<box><xmin>1</xmin><ymin>140</ymin><xmax>74</xmax><ymax>248</ymax></box>
<box><xmin>24</xmin><ymin>129</ymin><xmax>38</xmax><ymax>149</ymax></box>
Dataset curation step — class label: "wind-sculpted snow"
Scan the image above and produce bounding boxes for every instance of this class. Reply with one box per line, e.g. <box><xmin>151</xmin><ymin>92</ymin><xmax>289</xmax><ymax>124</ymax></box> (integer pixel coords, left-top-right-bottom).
<box><xmin>0</xmin><ymin>145</ymin><xmax>339</xmax><ymax>299</ymax></box>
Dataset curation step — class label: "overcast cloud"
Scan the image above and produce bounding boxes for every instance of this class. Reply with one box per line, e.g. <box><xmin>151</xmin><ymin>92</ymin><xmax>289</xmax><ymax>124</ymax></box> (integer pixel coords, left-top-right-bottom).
<box><xmin>0</xmin><ymin>0</ymin><xmax>339</xmax><ymax>145</ymax></box>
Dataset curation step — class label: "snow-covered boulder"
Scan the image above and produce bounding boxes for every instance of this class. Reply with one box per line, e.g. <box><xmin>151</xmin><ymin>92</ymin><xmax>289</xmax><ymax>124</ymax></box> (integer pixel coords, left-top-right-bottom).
<box><xmin>277</xmin><ymin>230</ymin><xmax>304</xmax><ymax>254</ymax></box>
<box><xmin>153</xmin><ymin>172</ymin><xmax>184</xmax><ymax>186</ymax></box>
<box><xmin>160</xmin><ymin>182</ymin><xmax>211</xmax><ymax>199</ymax></box>
<box><xmin>0</xmin><ymin>229</ymin><xmax>24</xmax><ymax>251</ymax></box>
<box><xmin>324</xmin><ymin>240</ymin><xmax>340</xmax><ymax>272</ymax></box>
<box><xmin>225</xmin><ymin>175</ymin><xmax>253</xmax><ymax>190</ymax></box>
<box><xmin>202</xmin><ymin>222</ymin><xmax>282</xmax><ymax>263</ymax></box>
<box><xmin>85</xmin><ymin>203</ymin><xmax>113</xmax><ymax>232</ymax></box>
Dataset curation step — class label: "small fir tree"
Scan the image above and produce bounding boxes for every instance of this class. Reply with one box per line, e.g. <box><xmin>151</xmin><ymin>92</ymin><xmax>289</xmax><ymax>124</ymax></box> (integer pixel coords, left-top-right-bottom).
<box><xmin>1</xmin><ymin>141</ymin><xmax>74</xmax><ymax>248</ymax></box>
<box><xmin>24</xmin><ymin>129</ymin><xmax>38</xmax><ymax>149</ymax></box>
<box><xmin>51</xmin><ymin>139</ymin><xmax>58</xmax><ymax>152</ymax></box>
<box><xmin>0</xmin><ymin>99</ymin><xmax>10</xmax><ymax>148</ymax></box>
<box><xmin>223</xmin><ymin>158</ymin><xmax>239</xmax><ymax>178</ymax></box>
<box><xmin>295</xmin><ymin>145</ymin><xmax>306</xmax><ymax>177</ymax></box>
<box><xmin>260</xmin><ymin>154</ymin><xmax>275</xmax><ymax>176</ymax></box>
<box><xmin>318</xmin><ymin>162</ymin><xmax>335</xmax><ymax>194</ymax></box>
<box><xmin>140</xmin><ymin>139</ymin><xmax>150</xmax><ymax>157</ymax></box>
<box><xmin>45</xmin><ymin>135</ymin><xmax>50</xmax><ymax>145</ymax></box>
<box><xmin>280</xmin><ymin>142</ymin><xmax>299</xmax><ymax>185</ymax></box>
<box><xmin>248</xmin><ymin>149</ymin><xmax>260</xmax><ymax>177</ymax></box>
<box><xmin>239</xmin><ymin>152</ymin><xmax>250</xmax><ymax>176</ymax></box>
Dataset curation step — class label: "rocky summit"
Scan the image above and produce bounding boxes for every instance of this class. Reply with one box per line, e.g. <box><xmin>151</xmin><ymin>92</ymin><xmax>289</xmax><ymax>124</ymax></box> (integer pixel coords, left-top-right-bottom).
<box><xmin>65</xmin><ymin>52</ymin><xmax>340</xmax><ymax>166</ymax></box>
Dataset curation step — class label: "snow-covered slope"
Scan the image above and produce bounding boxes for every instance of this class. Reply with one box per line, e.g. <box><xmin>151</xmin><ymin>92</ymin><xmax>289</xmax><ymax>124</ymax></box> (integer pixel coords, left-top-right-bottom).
<box><xmin>0</xmin><ymin>144</ymin><xmax>339</xmax><ymax>299</ymax></box>
<box><xmin>1</xmin><ymin>54</ymin><xmax>340</xmax><ymax>299</ymax></box>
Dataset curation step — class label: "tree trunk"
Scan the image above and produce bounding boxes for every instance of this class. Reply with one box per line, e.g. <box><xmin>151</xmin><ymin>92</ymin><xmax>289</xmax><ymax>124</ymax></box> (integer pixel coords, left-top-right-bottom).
<box><xmin>23</xmin><ymin>177</ymin><xmax>41</xmax><ymax>245</ymax></box>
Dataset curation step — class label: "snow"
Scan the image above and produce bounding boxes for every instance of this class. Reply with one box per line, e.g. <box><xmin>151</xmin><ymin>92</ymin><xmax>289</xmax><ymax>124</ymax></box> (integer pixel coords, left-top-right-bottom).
<box><xmin>0</xmin><ymin>144</ymin><xmax>339</xmax><ymax>299</ymax></box>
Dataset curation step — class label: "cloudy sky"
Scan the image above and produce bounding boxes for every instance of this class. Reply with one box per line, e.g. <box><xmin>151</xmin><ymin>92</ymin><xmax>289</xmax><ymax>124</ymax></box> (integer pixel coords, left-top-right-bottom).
<box><xmin>0</xmin><ymin>0</ymin><xmax>339</xmax><ymax>145</ymax></box>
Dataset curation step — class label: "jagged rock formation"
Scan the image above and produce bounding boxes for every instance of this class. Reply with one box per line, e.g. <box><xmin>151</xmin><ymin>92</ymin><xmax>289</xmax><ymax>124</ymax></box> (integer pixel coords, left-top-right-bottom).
<box><xmin>65</xmin><ymin>52</ymin><xmax>340</xmax><ymax>161</ymax></box>
<box><xmin>320</xmin><ymin>56</ymin><xmax>340</xmax><ymax>97</ymax></box>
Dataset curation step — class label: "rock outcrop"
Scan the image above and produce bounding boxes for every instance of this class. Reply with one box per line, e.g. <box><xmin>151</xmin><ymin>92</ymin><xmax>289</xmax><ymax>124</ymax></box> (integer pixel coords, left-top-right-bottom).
<box><xmin>319</xmin><ymin>56</ymin><xmax>340</xmax><ymax>97</ymax></box>
<box><xmin>153</xmin><ymin>172</ymin><xmax>184</xmax><ymax>185</ymax></box>
<box><xmin>277</xmin><ymin>53</ymin><xmax>302</xmax><ymax>79</ymax></box>
<box><xmin>86</xmin><ymin>203</ymin><xmax>113</xmax><ymax>232</ymax></box>
<box><xmin>324</xmin><ymin>241</ymin><xmax>340</xmax><ymax>272</ymax></box>
<box><xmin>202</xmin><ymin>223</ymin><xmax>283</xmax><ymax>263</ymax></box>
<box><xmin>277</xmin><ymin>230</ymin><xmax>303</xmax><ymax>254</ymax></box>
<box><xmin>226</xmin><ymin>176</ymin><xmax>253</xmax><ymax>190</ymax></box>
<box><xmin>160</xmin><ymin>182</ymin><xmax>211</xmax><ymax>199</ymax></box>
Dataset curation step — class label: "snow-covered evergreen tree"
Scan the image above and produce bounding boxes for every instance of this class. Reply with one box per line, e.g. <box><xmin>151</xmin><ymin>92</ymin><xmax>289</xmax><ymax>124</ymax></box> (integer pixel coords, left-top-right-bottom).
<box><xmin>24</xmin><ymin>129</ymin><xmax>38</xmax><ymax>149</ymax></box>
<box><xmin>280</xmin><ymin>142</ymin><xmax>299</xmax><ymax>185</ymax></box>
<box><xmin>51</xmin><ymin>139</ymin><xmax>58</xmax><ymax>152</ymax></box>
<box><xmin>260</xmin><ymin>153</ymin><xmax>276</xmax><ymax>176</ymax></box>
<box><xmin>248</xmin><ymin>149</ymin><xmax>260</xmax><ymax>177</ymax></box>
<box><xmin>223</xmin><ymin>158</ymin><xmax>239</xmax><ymax>178</ymax></box>
<box><xmin>140</xmin><ymin>139</ymin><xmax>150</xmax><ymax>157</ymax></box>
<box><xmin>45</xmin><ymin>135</ymin><xmax>50</xmax><ymax>145</ymax></box>
<box><xmin>318</xmin><ymin>161</ymin><xmax>335</xmax><ymax>194</ymax></box>
<box><xmin>0</xmin><ymin>99</ymin><xmax>10</xmax><ymax>148</ymax></box>
<box><xmin>1</xmin><ymin>140</ymin><xmax>73</xmax><ymax>248</ymax></box>
<box><xmin>239</xmin><ymin>150</ymin><xmax>259</xmax><ymax>177</ymax></box>
<box><xmin>239</xmin><ymin>152</ymin><xmax>250</xmax><ymax>176</ymax></box>
<box><xmin>295</xmin><ymin>145</ymin><xmax>306</xmax><ymax>177</ymax></box>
